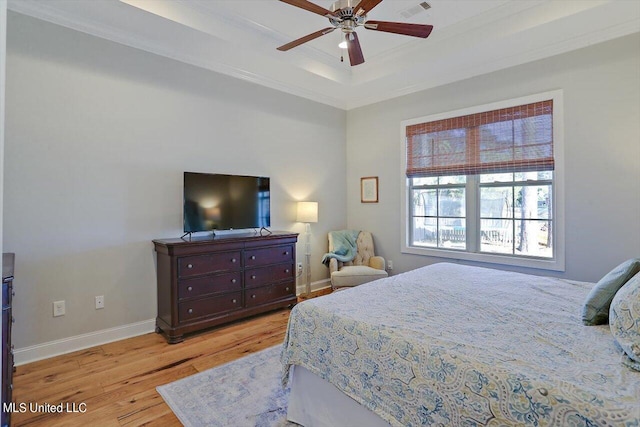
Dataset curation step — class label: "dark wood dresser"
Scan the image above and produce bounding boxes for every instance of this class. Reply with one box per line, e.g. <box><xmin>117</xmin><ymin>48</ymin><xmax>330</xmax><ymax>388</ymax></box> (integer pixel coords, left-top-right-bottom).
<box><xmin>153</xmin><ymin>232</ymin><xmax>298</xmax><ymax>343</ymax></box>
<box><xmin>2</xmin><ymin>253</ymin><xmax>15</xmax><ymax>427</ymax></box>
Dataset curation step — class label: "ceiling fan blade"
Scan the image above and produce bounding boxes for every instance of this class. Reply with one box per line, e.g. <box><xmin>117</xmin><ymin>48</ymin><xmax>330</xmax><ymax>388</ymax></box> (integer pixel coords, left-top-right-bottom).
<box><xmin>277</xmin><ymin>27</ymin><xmax>336</xmax><ymax>51</ymax></box>
<box><xmin>346</xmin><ymin>32</ymin><xmax>365</xmax><ymax>66</ymax></box>
<box><xmin>279</xmin><ymin>0</ymin><xmax>335</xmax><ymax>18</ymax></box>
<box><xmin>355</xmin><ymin>0</ymin><xmax>383</xmax><ymax>17</ymax></box>
<box><xmin>364</xmin><ymin>21</ymin><xmax>433</xmax><ymax>38</ymax></box>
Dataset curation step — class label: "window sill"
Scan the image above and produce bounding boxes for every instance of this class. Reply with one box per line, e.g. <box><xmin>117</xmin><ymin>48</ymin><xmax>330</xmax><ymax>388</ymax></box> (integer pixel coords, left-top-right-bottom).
<box><xmin>401</xmin><ymin>245</ymin><xmax>565</xmax><ymax>272</ymax></box>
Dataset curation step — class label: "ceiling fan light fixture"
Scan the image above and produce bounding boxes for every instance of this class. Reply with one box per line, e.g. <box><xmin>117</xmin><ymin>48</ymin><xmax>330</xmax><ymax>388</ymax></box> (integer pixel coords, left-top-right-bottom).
<box><xmin>277</xmin><ymin>0</ymin><xmax>433</xmax><ymax>66</ymax></box>
<box><xmin>338</xmin><ymin>40</ymin><xmax>348</xmax><ymax>49</ymax></box>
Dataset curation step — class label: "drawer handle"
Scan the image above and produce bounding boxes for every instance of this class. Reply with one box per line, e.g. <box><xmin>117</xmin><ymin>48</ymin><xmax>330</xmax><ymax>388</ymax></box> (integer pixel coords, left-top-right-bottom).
<box><xmin>11</xmin><ymin>317</ymin><xmax>15</xmax><ymax>324</ymax></box>
<box><xmin>231</xmin><ymin>278</ymin><xmax>237</xmax><ymax>284</ymax></box>
<box><xmin>251</xmin><ymin>275</ymin><xmax>256</xmax><ymax>280</ymax></box>
<box><xmin>250</xmin><ymin>255</ymin><xmax>256</xmax><ymax>260</ymax></box>
<box><xmin>11</xmin><ymin>291</ymin><xmax>15</xmax><ymax>297</ymax></box>
<box><xmin>251</xmin><ymin>294</ymin><xmax>256</xmax><ymax>299</ymax></box>
<box><xmin>284</xmin><ymin>251</ymin><xmax>289</xmax><ymax>255</ymax></box>
<box><xmin>232</xmin><ymin>299</ymin><xmax>237</xmax><ymax>304</ymax></box>
<box><xmin>188</xmin><ymin>308</ymin><xmax>193</xmax><ymax>314</ymax></box>
<box><xmin>187</xmin><ymin>264</ymin><xmax>193</xmax><ymax>269</ymax></box>
<box><xmin>285</xmin><ymin>269</ymin><xmax>290</xmax><ymax>273</ymax></box>
<box><xmin>187</xmin><ymin>286</ymin><xmax>193</xmax><ymax>292</ymax></box>
<box><xmin>231</xmin><ymin>258</ymin><xmax>237</xmax><ymax>263</ymax></box>
<box><xmin>286</xmin><ymin>287</ymin><xmax>290</xmax><ymax>291</ymax></box>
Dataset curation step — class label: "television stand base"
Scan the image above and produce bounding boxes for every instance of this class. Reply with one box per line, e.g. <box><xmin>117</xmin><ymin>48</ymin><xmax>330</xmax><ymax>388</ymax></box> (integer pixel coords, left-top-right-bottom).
<box><xmin>180</xmin><ymin>231</ymin><xmax>217</xmax><ymax>240</ymax></box>
<box><xmin>259</xmin><ymin>227</ymin><xmax>272</xmax><ymax>236</ymax></box>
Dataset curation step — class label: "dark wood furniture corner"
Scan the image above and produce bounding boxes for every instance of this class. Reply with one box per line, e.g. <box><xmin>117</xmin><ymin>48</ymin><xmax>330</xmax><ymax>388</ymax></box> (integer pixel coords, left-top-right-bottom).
<box><xmin>153</xmin><ymin>232</ymin><xmax>298</xmax><ymax>343</ymax></box>
<box><xmin>2</xmin><ymin>253</ymin><xmax>15</xmax><ymax>427</ymax></box>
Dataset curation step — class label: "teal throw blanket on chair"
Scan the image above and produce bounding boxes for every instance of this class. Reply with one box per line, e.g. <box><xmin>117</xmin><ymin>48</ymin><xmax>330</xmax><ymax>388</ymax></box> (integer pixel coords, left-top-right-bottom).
<box><xmin>321</xmin><ymin>230</ymin><xmax>360</xmax><ymax>266</ymax></box>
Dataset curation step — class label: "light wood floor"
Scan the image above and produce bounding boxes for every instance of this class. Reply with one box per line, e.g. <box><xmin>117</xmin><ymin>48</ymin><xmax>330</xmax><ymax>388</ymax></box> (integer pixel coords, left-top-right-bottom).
<box><xmin>12</xmin><ymin>289</ymin><xmax>331</xmax><ymax>427</ymax></box>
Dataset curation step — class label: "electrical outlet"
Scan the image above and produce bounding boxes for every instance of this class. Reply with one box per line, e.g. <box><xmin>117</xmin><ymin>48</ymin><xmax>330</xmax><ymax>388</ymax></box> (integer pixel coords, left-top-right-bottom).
<box><xmin>297</xmin><ymin>262</ymin><xmax>303</xmax><ymax>275</ymax></box>
<box><xmin>53</xmin><ymin>300</ymin><xmax>66</xmax><ymax>317</ymax></box>
<box><xmin>387</xmin><ymin>260</ymin><xmax>393</xmax><ymax>271</ymax></box>
<box><xmin>95</xmin><ymin>295</ymin><xmax>105</xmax><ymax>309</ymax></box>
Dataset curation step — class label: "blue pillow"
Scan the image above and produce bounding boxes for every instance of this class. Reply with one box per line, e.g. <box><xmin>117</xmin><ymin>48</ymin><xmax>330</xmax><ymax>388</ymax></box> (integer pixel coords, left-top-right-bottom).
<box><xmin>609</xmin><ymin>272</ymin><xmax>640</xmax><ymax>370</ymax></box>
<box><xmin>582</xmin><ymin>258</ymin><xmax>640</xmax><ymax>326</ymax></box>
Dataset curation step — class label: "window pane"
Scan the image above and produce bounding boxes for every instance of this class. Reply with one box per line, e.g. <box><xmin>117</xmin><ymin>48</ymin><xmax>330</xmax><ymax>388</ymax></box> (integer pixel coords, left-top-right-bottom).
<box><xmin>439</xmin><ymin>188</ymin><xmax>465</xmax><ymax>217</ymax></box>
<box><xmin>412</xmin><ymin>217</ymin><xmax>437</xmax><ymax>247</ymax></box>
<box><xmin>537</xmin><ymin>186</ymin><xmax>552</xmax><ymax>219</ymax></box>
<box><xmin>412</xmin><ymin>189</ymin><xmax>437</xmax><ymax>217</ymax></box>
<box><xmin>514</xmin><ymin>171</ymin><xmax>552</xmax><ymax>181</ymax></box>
<box><xmin>438</xmin><ymin>218</ymin><xmax>466</xmax><ymax>249</ymax></box>
<box><xmin>480</xmin><ymin>219</ymin><xmax>513</xmax><ymax>254</ymax></box>
<box><xmin>412</xmin><ymin>177</ymin><xmax>438</xmax><ymax>186</ymax></box>
<box><xmin>480</xmin><ymin>187</ymin><xmax>512</xmax><ymax>218</ymax></box>
<box><xmin>439</xmin><ymin>175</ymin><xmax>466</xmax><ymax>185</ymax></box>
<box><xmin>514</xmin><ymin>220</ymin><xmax>553</xmax><ymax>258</ymax></box>
<box><xmin>514</xmin><ymin>185</ymin><xmax>551</xmax><ymax>219</ymax></box>
<box><xmin>480</xmin><ymin>173</ymin><xmax>513</xmax><ymax>183</ymax></box>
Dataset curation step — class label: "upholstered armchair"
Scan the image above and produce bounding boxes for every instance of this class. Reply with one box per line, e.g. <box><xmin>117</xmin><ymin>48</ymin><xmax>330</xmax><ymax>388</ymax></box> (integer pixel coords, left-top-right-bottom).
<box><xmin>328</xmin><ymin>231</ymin><xmax>388</xmax><ymax>289</ymax></box>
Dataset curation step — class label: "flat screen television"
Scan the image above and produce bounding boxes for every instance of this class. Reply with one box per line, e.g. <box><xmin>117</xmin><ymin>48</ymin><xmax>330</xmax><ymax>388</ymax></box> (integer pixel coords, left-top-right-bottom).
<box><xmin>183</xmin><ymin>172</ymin><xmax>270</xmax><ymax>233</ymax></box>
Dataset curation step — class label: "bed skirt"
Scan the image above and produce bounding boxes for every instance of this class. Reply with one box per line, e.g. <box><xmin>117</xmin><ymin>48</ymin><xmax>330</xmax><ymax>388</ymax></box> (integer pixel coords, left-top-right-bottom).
<box><xmin>287</xmin><ymin>365</ymin><xmax>390</xmax><ymax>427</ymax></box>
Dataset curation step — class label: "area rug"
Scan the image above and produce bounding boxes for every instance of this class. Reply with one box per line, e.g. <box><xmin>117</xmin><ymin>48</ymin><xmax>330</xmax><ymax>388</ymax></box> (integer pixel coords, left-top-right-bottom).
<box><xmin>157</xmin><ymin>345</ymin><xmax>296</xmax><ymax>427</ymax></box>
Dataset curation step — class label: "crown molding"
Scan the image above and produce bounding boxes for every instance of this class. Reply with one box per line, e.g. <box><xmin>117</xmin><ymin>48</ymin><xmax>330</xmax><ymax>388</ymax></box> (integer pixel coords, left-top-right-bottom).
<box><xmin>345</xmin><ymin>4</ymin><xmax>640</xmax><ymax>109</ymax></box>
<box><xmin>123</xmin><ymin>0</ymin><xmax>351</xmax><ymax>82</ymax></box>
<box><xmin>188</xmin><ymin>0</ymin><xmax>348</xmax><ymax>71</ymax></box>
<box><xmin>8</xmin><ymin>0</ymin><xmax>348</xmax><ymax>109</ymax></box>
<box><xmin>7</xmin><ymin>0</ymin><xmax>640</xmax><ymax>111</ymax></box>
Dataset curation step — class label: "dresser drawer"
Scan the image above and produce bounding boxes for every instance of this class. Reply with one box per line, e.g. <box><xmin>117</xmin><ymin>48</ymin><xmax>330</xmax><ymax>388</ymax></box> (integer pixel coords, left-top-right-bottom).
<box><xmin>244</xmin><ymin>245</ymin><xmax>293</xmax><ymax>268</ymax></box>
<box><xmin>245</xmin><ymin>282</ymin><xmax>295</xmax><ymax>308</ymax></box>
<box><xmin>245</xmin><ymin>263</ymin><xmax>294</xmax><ymax>288</ymax></box>
<box><xmin>178</xmin><ymin>251</ymin><xmax>241</xmax><ymax>278</ymax></box>
<box><xmin>179</xmin><ymin>291</ymin><xmax>242</xmax><ymax>322</ymax></box>
<box><xmin>178</xmin><ymin>272</ymin><xmax>242</xmax><ymax>300</ymax></box>
<box><xmin>272</xmin><ymin>263</ymin><xmax>294</xmax><ymax>282</ymax></box>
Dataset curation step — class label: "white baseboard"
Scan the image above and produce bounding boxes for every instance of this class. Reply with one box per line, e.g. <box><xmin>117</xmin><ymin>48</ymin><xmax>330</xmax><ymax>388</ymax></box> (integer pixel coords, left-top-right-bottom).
<box><xmin>15</xmin><ymin>280</ymin><xmax>332</xmax><ymax>366</ymax></box>
<box><xmin>296</xmin><ymin>278</ymin><xmax>331</xmax><ymax>295</ymax></box>
<box><xmin>14</xmin><ymin>319</ymin><xmax>157</xmax><ymax>366</ymax></box>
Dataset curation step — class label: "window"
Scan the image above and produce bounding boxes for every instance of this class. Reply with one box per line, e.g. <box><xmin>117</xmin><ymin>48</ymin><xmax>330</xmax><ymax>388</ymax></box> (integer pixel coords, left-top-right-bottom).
<box><xmin>401</xmin><ymin>91</ymin><xmax>564</xmax><ymax>271</ymax></box>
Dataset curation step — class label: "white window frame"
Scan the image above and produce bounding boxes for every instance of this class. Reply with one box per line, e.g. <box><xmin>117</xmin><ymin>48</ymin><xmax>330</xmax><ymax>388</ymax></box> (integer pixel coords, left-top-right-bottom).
<box><xmin>400</xmin><ymin>90</ymin><xmax>565</xmax><ymax>271</ymax></box>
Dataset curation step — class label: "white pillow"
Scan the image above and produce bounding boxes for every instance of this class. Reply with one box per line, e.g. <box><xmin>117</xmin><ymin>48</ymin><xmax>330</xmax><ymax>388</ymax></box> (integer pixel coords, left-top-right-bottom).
<box><xmin>609</xmin><ymin>272</ymin><xmax>640</xmax><ymax>370</ymax></box>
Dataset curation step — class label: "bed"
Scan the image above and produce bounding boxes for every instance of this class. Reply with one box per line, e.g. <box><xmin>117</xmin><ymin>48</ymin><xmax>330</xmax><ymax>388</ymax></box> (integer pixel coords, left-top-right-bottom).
<box><xmin>281</xmin><ymin>263</ymin><xmax>640</xmax><ymax>426</ymax></box>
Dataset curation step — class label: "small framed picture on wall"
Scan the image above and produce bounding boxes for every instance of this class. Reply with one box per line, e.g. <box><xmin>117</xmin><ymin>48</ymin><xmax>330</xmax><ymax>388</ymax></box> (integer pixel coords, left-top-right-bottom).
<box><xmin>361</xmin><ymin>177</ymin><xmax>378</xmax><ymax>203</ymax></box>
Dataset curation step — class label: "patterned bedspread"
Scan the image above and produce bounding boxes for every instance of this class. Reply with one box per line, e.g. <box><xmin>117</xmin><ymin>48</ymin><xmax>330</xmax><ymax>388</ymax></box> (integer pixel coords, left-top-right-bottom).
<box><xmin>281</xmin><ymin>263</ymin><xmax>640</xmax><ymax>426</ymax></box>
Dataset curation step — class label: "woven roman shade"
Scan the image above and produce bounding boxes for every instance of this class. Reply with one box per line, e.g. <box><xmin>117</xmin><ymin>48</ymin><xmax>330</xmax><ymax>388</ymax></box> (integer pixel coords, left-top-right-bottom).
<box><xmin>406</xmin><ymin>100</ymin><xmax>554</xmax><ymax>177</ymax></box>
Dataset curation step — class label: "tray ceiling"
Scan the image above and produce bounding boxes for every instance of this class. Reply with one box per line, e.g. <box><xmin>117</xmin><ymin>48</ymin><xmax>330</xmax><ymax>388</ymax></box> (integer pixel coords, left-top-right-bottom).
<box><xmin>8</xmin><ymin>0</ymin><xmax>640</xmax><ymax>110</ymax></box>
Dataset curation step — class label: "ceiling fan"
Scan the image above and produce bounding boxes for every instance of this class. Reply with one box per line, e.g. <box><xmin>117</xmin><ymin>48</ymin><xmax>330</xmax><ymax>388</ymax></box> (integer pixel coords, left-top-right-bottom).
<box><xmin>277</xmin><ymin>0</ymin><xmax>433</xmax><ymax>66</ymax></box>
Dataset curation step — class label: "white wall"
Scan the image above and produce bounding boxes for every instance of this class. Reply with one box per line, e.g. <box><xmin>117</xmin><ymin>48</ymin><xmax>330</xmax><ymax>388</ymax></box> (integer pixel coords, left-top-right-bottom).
<box><xmin>4</xmin><ymin>12</ymin><xmax>346</xmax><ymax>350</ymax></box>
<box><xmin>347</xmin><ymin>33</ymin><xmax>640</xmax><ymax>282</ymax></box>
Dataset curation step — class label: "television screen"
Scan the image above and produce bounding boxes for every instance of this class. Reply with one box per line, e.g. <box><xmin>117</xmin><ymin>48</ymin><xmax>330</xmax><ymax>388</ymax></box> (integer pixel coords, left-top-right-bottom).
<box><xmin>183</xmin><ymin>172</ymin><xmax>270</xmax><ymax>232</ymax></box>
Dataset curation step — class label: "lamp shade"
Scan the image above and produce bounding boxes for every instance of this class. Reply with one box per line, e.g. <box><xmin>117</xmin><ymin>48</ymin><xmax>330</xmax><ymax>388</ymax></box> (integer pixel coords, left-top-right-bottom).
<box><xmin>296</xmin><ymin>201</ymin><xmax>318</xmax><ymax>223</ymax></box>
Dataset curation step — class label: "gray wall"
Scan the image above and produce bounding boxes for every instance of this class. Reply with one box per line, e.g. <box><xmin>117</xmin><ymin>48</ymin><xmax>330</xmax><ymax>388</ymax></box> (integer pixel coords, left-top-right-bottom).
<box><xmin>347</xmin><ymin>33</ymin><xmax>640</xmax><ymax>282</ymax></box>
<box><xmin>4</xmin><ymin>13</ymin><xmax>346</xmax><ymax>349</ymax></box>
<box><xmin>5</xmin><ymin>11</ymin><xmax>640</xmax><ymax>352</ymax></box>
